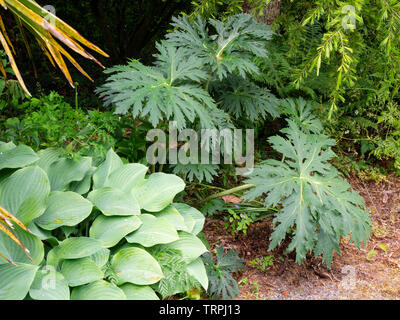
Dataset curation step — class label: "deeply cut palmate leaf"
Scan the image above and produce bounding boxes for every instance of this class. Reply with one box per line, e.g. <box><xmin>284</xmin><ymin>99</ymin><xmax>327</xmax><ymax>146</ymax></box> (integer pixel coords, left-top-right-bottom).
<box><xmin>167</xmin><ymin>14</ymin><xmax>274</xmax><ymax>80</ymax></box>
<box><xmin>0</xmin><ymin>0</ymin><xmax>108</xmax><ymax>95</ymax></box>
<box><xmin>244</xmin><ymin>121</ymin><xmax>371</xmax><ymax>267</ymax></box>
<box><xmin>98</xmin><ymin>42</ymin><xmax>219</xmax><ymax>130</ymax></box>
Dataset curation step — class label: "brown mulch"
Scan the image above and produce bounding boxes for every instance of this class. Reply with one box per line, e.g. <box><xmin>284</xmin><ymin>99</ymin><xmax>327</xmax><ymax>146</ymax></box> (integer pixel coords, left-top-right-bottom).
<box><xmin>203</xmin><ymin>175</ymin><xmax>400</xmax><ymax>300</ymax></box>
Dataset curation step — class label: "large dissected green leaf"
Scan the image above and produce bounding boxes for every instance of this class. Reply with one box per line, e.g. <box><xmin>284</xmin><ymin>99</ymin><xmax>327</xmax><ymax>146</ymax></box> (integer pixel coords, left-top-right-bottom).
<box><xmin>119</xmin><ymin>284</ymin><xmax>159</xmax><ymax>300</ymax></box>
<box><xmin>160</xmin><ymin>231</ymin><xmax>208</xmax><ymax>264</ymax></box>
<box><xmin>0</xmin><ymin>263</ymin><xmax>39</xmax><ymax>300</ymax></box>
<box><xmin>60</xmin><ymin>257</ymin><xmax>104</xmax><ymax>287</ymax></box>
<box><xmin>111</xmin><ymin>247</ymin><xmax>164</xmax><ymax>286</ymax></box>
<box><xmin>29</xmin><ymin>268</ymin><xmax>70</xmax><ymax>300</ymax></box>
<box><xmin>98</xmin><ymin>42</ymin><xmax>223</xmax><ymax>130</ymax></box>
<box><xmin>0</xmin><ymin>225</ymin><xmax>44</xmax><ymax>265</ymax></box>
<box><xmin>134</xmin><ymin>173</ymin><xmax>185</xmax><ymax>212</ymax></box>
<box><xmin>244</xmin><ymin>121</ymin><xmax>371</xmax><ymax>266</ymax></box>
<box><xmin>167</xmin><ymin>14</ymin><xmax>274</xmax><ymax>80</ymax></box>
<box><xmin>0</xmin><ymin>166</ymin><xmax>50</xmax><ymax>225</ymax></box>
<box><xmin>90</xmin><ymin>215</ymin><xmax>142</xmax><ymax>248</ymax></box>
<box><xmin>173</xmin><ymin>203</ymin><xmax>205</xmax><ymax>235</ymax></box>
<box><xmin>125</xmin><ymin>214</ymin><xmax>179</xmax><ymax>247</ymax></box>
<box><xmin>35</xmin><ymin>191</ymin><xmax>93</xmax><ymax>230</ymax></box>
<box><xmin>71</xmin><ymin>280</ymin><xmax>126</xmax><ymax>300</ymax></box>
<box><xmin>47</xmin><ymin>237</ymin><xmax>104</xmax><ymax>267</ymax></box>
<box><xmin>211</xmin><ymin>76</ymin><xmax>280</xmax><ymax>120</ymax></box>
<box><xmin>0</xmin><ymin>144</ymin><xmax>39</xmax><ymax>170</ymax></box>
<box><xmin>88</xmin><ymin>187</ymin><xmax>140</xmax><ymax>216</ymax></box>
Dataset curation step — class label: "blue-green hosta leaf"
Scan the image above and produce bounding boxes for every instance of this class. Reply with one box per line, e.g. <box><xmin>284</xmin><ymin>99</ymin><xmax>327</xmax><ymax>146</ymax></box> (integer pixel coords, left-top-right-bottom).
<box><xmin>111</xmin><ymin>247</ymin><xmax>163</xmax><ymax>286</ymax></box>
<box><xmin>93</xmin><ymin>149</ymin><xmax>123</xmax><ymax>189</ymax></box>
<box><xmin>0</xmin><ymin>141</ymin><xmax>16</xmax><ymax>152</ymax></box>
<box><xmin>155</xmin><ymin>205</ymin><xmax>187</xmax><ymax>231</ymax></box>
<box><xmin>90</xmin><ymin>215</ymin><xmax>142</xmax><ymax>248</ymax></box>
<box><xmin>167</xmin><ymin>14</ymin><xmax>273</xmax><ymax>80</ymax></box>
<box><xmin>60</xmin><ymin>257</ymin><xmax>104</xmax><ymax>287</ymax></box>
<box><xmin>125</xmin><ymin>214</ymin><xmax>179</xmax><ymax>247</ymax></box>
<box><xmin>134</xmin><ymin>173</ymin><xmax>185</xmax><ymax>212</ymax></box>
<box><xmin>46</xmin><ymin>157</ymin><xmax>92</xmax><ymax>191</ymax></box>
<box><xmin>186</xmin><ymin>257</ymin><xmax>208</xmax><ymax>291</ymax></box>
<box><xmin>173</xmin><ymin>203</ymin><xmax>205</xmax><ymax>235</ymax></box>
<box><xmin>0</xmin><ymin>225</ymin><xmax>44</xmax><ymax>265</ymax></box>
<box><xmin>71</xmin><ymin>280</ymin><xmax>126</xmax><ymax>300</ymax></box>
<box><xmin>119</xmin><ymin>284</ymin><xmax>159</xmax><ymax>300</ymax></box>
<box><xmin>29</xmin><ymin>268</ymin><xmax>70</xmax><ymax>300</ymax></box>
<box><xmin>160</xmin><ymin>231</ymin><xmax>208</xmax><ymax>264</ymax></box>
<box><xmin>89</xmin><ymin>248</ymin><xmax>110</xmax><ymax>269</ymax></box>
<box><xmin>69</xmin><ymin>167</ymin><xmax>96</xmax><ymax>195</ymax></box>
<box><xmin>0</xmin><ymin>263</ymin><xmax>39</xmax><ymax>300</ymax></box>
<box><xmin>35</xmin><ymin>148</ymin><xmax>64</xmax><ymax>172</ymax></box>
<box><xmin>88</xmin><ymin>187</ymin><xmax>140</xmax><ymax>216</ymax></box>
<box><xmin>0</xmin><ymin>166</ymin><xmax>50</xmax><ymax>225</ymax></box>
<box><xmin>0</xmin><ymin>145</ymin><xmax>38</xmax><ymax>170</ymax></box>
<box><xmin>36</xmin><ymin>191</ymin><xmax>93</xmax><ymax>230</ymax></box>
<box><xmin>104</xmin><ymin>163</ymin><xmax>148</xmax><ymax>192</ymax></box>
<box><xmin>244</xmin><ymin>122</ymin><xmax>371</xmax><ymax>267</ymax></box>
<box><xmin>47</xmin><ymin>237</ymin><xmax>104</xmax><ymax>267</ymax></box>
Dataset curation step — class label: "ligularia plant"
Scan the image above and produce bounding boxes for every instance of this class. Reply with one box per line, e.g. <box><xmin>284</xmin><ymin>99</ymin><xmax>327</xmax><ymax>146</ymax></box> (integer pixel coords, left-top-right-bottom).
<box><xmin>0</xmin><ymin>142</ymin><xmax>208</xmax><ymax>300</ymax></box>
<box><xmin>244</xmin><ymin>99</ymin><xmax>371</xmax><ymax>267</ymax></box>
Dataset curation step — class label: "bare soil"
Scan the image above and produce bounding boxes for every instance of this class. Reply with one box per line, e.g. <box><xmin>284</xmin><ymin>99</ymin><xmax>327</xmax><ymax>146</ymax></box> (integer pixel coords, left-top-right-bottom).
<box><xmin>203</xmin><ymin>175</ymin><xmax>400</xmax><ymax>300</ymax></box>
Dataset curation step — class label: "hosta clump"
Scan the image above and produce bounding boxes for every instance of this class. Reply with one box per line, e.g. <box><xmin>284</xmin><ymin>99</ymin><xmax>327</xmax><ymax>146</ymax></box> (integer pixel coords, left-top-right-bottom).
<box><xmin>0</xmin><ymin>142</ymin><xmax>209</xmax><ymax>300</ymax></box>
<box><xmin>243</xmin><ymin>119</ymin><xmax>371</xmax><ymax>267</ymax></box>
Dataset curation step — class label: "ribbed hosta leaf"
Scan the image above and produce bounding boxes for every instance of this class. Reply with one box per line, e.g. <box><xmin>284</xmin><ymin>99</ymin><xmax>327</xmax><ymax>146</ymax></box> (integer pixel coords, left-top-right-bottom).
<box><xmin>0</xmin><ymin>263</ymin><xmax>38</xmax><ymax>300</ymax></box>
<box><xmin>156</xmin><ymin>205</ymin><xmax>187</xmax><ymax>231</ymax></box>
<box><xmin>93</xmin><ymin>149</ymin><xmax>123</xmax><ymax>189</ymax></box>
<box><xmin>90</xmin><ymin>215</ymin><xmax>142</xmax><ymax>248</ymax></box>
<box><xmin>173</xmin><ymin>203</ymin><xmax>205</xmax><ymax>235</ymax></box>
<box><xmin>125</xmin><ymin>214</ymin><xmax>179</xmax><ymax>247</ymax></box>
<box><xmin>120</xmin><ymin>284</ymin><xmax>159</xmax><ymax>300</ymax></box>
<box><xmin>0</xmin><ymin>166</ymin><xmax>50</xmax><ymax>225</ymax></box>
<box><xmin>160</xmin><ymin>231</ymin><xmax>208</xmax><ymax>264</ymax></box>
<box><xmin>134</xmin><ymin>173</ymin><xmax>185</xmax><ymax>212</ymax></box>
<box><xmin>0</xmin><ymin>144</ymin><xmax>38</xmax><ymax>170</ymax></box>
<box><xmin>244</xmin><ymin>120</ymin><xmax>371</xmax><ymax>267</ymax></box>
<box><xmin>46</xmin><ymin>157</ymin><xmax>92</xmax><ymax>191</ymax></box>
<box><xmin>111</xmin><ymin>247</ymin><xmax>163</xmax><ymax>286</ymax></box>
<box><xmin>103</xmin><ymin>164</ymin><xmax>148</xmax><ymax>192</ymax></box>
<box><xmin>187</xmin><ymin>257</ymin><xmax>208</xmax><ymax>291</ymax></box>
<box><xmin>47</xmin><ymin>237</ymin><xmax>104</xmax><ymax>267</ymax></box>
<box><xmin>88</xmin><ymin>187</ymin><xmax>140</xmax><ymax>216</ymax></box>
<box><xmin>71</xmin><ymin>280</ymin><xmax>126</xmax><ymax>300</ymax></box>
<box><xmin>36</xmin><ymin>191</ymin><xmax>93</xmax><ymax>230</ymax></box>
<box><xmin>29</xmin><ymin>268</ymin><xmax>70</xmax><ymax>300</ymax></box>
<box><xmin>89</xmin><ymin>248</ymin><xmax>110</xmax><ymax>269</ymax></box>
<box><xmin>0</xmin><ymin>225</ymin><xmax>44</xmax><ymax>265</ymax></box>
<box><xmin>60</xmin><ymin>257</ymin><xmax>104</xmax><ymax>287</ymax></box>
